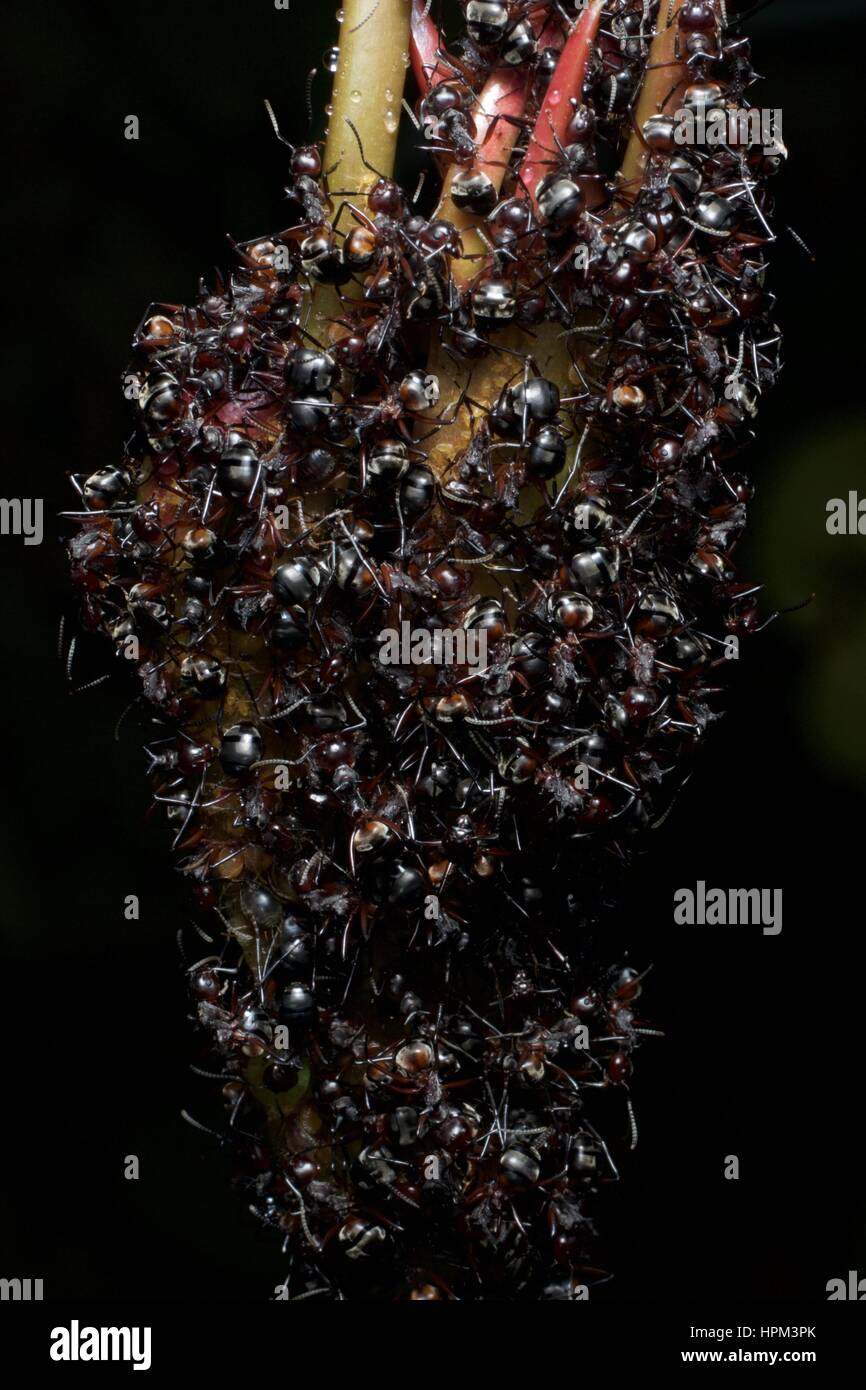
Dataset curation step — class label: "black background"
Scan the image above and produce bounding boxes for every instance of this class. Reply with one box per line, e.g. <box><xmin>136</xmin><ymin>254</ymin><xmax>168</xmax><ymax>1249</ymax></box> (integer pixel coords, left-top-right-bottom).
<box><xmin>1</xmin><ymin>0</ymin><xmax>864</xmax><ymax>1301</ymax></box>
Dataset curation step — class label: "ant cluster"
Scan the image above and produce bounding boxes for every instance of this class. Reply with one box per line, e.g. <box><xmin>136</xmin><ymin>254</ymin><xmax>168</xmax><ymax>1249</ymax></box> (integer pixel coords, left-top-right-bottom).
<box><xmin>65</xmin><ymin>0</ymin><xmax>783</xmax><ymax>1299</ymax></box>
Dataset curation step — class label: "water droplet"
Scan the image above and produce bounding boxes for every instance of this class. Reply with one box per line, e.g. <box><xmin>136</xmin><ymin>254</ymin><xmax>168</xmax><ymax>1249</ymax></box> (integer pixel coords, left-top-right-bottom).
<box><xmin>548</xmin><ymin>89</ymin><xmax>562</xmax><ymax>106</ymax></box>
<box><xmin>384</xmin><ymin>87</ymin><xmax>394</xmax><ymax>104</ymax></box>
<box><xmin>384</xmin><ymin>109</ymin><xmax>398</xmax><ymax>134</ymax></box>
<box><xmin>350</xmin><ymin>89</ymin><xmax>362</xmax><ymax>104</ymax></box>
<box><xmin>323</xmin><ymin>47</ymin><xmax>340</xmax><ymax>73</ymax></box>
<box><xmin>401</xmin><ymin>51</ymin><xmax>411</xmax><ymax>68</ymax></box>
<box><xmin>336</xmin><ymin>7</ymin><xmax>345</xmax><ymax>21</ymax></box>
<box><xmin>325</xmin><ymin>102</ymin><xmax>333</xmax><ymax>117</ymax></box>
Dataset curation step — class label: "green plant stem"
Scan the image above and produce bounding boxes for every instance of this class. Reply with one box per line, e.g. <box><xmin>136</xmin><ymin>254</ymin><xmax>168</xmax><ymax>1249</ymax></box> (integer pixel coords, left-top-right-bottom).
<box><xmin>306</xmin><ymin>0</ymin><xmax>412</xmax><ymax>345</ymax></box>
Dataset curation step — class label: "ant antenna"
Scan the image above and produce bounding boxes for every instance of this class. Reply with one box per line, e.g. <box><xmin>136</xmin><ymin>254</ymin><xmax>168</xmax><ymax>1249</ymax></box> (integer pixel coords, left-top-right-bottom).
<box><xmin>264</xmin><ymin>99</ymin><xmax>293</xmax><ymax>151</ymax></box>
<box><xmin>305</xmin><ymin>69</ymin><xmax>318</xmax><ymax>133</ymax></box>
<box><xmin>345</xmin><ymin>119</ymin><xmax>387</xmax><ymax>180</ymax></box>
<box><xmin>402</xmin><ymin>97</ymin><xmax>421</xmax><ymax>132</ymax></box>
<box><xmin>785</xmin><ymin>225</ymin><xmax>815</xmax><ymax>261</ymax></box>
<box><xmin>626</xmin><ymin>1093</ymin><xmax>639</xmax><ymax>1151</ymax></box>
<box><xmin>752</xmin><ymin>591</ymin><xmax>815</xmax><ymax>633</ymax></box>
<box><xmin>349</xmin><ymin>0</ymin><xmax>383</xmax><ymax>33</ymax></box>
<box><xmin>180</xmin><ymin>1109</ymin><xmax>225</xmax><ymax>1142</ymax></box>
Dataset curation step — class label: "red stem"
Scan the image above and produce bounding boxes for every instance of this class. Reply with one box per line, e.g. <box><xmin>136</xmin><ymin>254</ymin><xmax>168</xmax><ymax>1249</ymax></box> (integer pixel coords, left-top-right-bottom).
<box><xmin>531</xmin><ymin>4</ymin><xmax>566</xmax><ymax>51</ymax></box>
<box><xmin>410</xmin><ymin>0</ymin><xmax>452</xmax><ymax>94</ymax></box>
<box><xmin>431</xmin><ymin>11</ymin><xmax>565</xmax><ymax>231</ymax></box>
<box><xmin>470</xmin><ymin>69</ymin><xmax>528</xmax><ymax>176</ymax></box>
<box><xmin>518</xmin><ymin>0</ymin><xmax>605</xmax><ymax>206</ymax></box>
<box><xmin>433</xmin><ymin>66</ymin><xmax>529</xmax><ymax>282</ymax></box>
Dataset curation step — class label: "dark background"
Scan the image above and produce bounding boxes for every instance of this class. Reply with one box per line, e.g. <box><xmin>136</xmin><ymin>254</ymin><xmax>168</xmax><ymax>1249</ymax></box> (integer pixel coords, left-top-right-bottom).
<box><xmin>1</xmin><ymin>0</ymin><xmax>863</xmax><ymax>1300</ymax></box>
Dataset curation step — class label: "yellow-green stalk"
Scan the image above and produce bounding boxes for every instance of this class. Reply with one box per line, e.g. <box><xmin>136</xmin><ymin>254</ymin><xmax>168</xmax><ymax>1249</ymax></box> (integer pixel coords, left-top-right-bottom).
<box><xmin>307</xmin><ymin>0</ymin><xmax>412</xmax><ymax>344</ymax></box>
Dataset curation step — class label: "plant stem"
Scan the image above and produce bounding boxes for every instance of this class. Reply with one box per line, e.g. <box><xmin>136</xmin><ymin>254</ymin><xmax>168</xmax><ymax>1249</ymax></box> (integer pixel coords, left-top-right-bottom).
<box><xmin>325</xmin><ymin>0</ymin><xmax>411</xmax><ymax>199</ymax></box>
<box><xmin>307</xmin><ymin>0</ymin><xmax>412</xmax><ymax>344</ymax></box>
<box><xmin>410</xmin><ymin>0</ymin><xmax>453</xmax><ymax>93</ymax></box>
<box><xmin>435</xmin><ymin>7</ymin><xmax>566</xmax><ymax>286</ymax></box>
<box><xmin>618</xmin><ymin>0</ymin><xmax>689</xmax><ymax>194</ymax></box>
<box><xmin>427</xmin><ymin>2</ymin><xmax>604</xmax><ymax>483</ymax></box>
<box><xmin>434</xmin><ymin>67</ymin><xmax>531</xmax><ymax>281</ymax></box>
<box><xmin>519</xmin><ymin>0</ymin><xmax>605</xmax><ymax>208</ymax></box>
